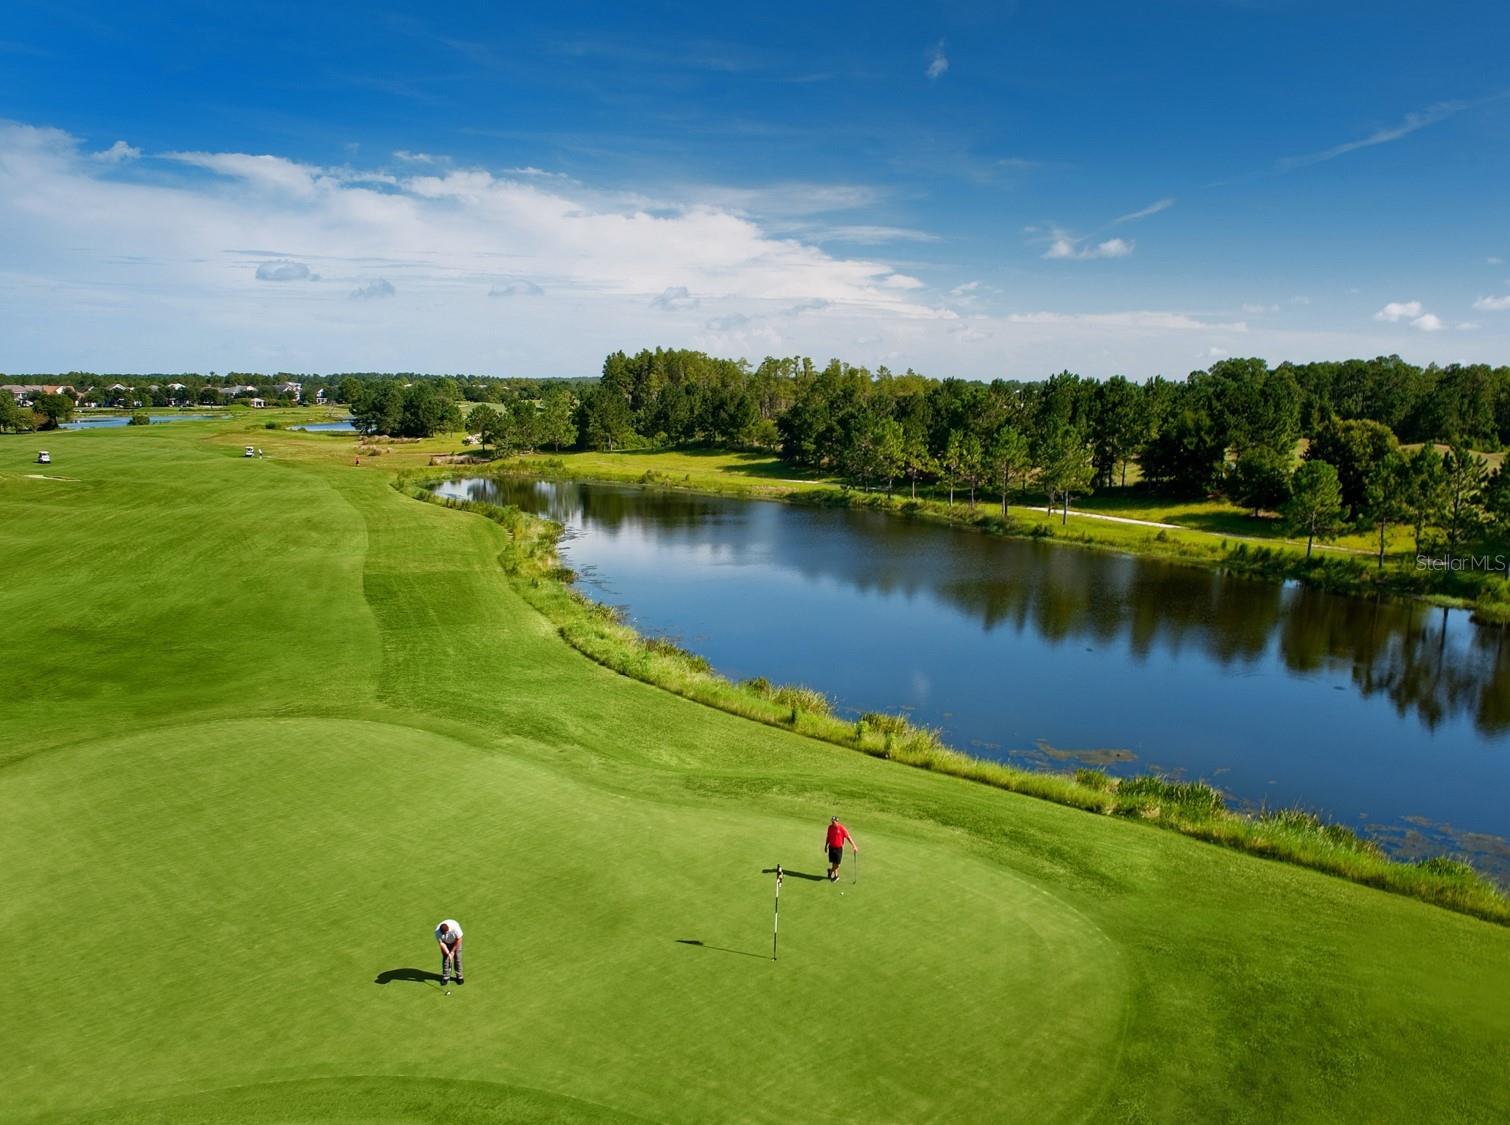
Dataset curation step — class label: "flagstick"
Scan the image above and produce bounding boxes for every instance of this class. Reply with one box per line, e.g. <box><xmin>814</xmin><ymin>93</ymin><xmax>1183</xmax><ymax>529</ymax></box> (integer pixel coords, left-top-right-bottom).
<box><xmin>772</xmin><ymin>864</ymin><xmax>783</xmax><ymax>961</ymax></box>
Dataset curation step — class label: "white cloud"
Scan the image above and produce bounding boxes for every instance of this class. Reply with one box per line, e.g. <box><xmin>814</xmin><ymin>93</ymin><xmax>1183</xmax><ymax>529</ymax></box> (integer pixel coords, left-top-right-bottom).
<box><xmin>651</xmin><ymin>286</ymin><xmax>699</xmax><ymax>311</ymax></box>
<box><xmin>1241</xmin><ymin>303</ymin><xmax>1280</xmax><ymax>315</ymax></box>
<box><xmin>1374</xmin><ymin>300</ymin><xmax>1424</xmax><ymax>322</ymax></box>
<box><xmin>1207</xmin><ymin>347</ymin><xmax>1228</xmax><ymax>358</ymax></box>
<box><xmin>8</xmin><ymin>120</ymin><xmax>1510</xmax><ymax>379</ymax></box>
<box><xmin>350</xmin><ymin>278</ymin><xmax>395</xmax><ymax>300</ymax></box>
<box><xmin>489</xmin><ymin>280</ymin><xmax>544</xmax><ymax>297</ymax></box>
<box><xmin>926</xmin><ymin>42</ymin><xmax>949</xmax><ymax>80</ymax></box>
<box><xmin>810</xmin><ymin>225</ymin><xmax>939</xmax><ymax>244</ymax></box>
<box><xmin>166</xmin><ymin>151</ymin><xmax>325</xmax><ymax>197</ymax></box>
<box><xmin>950</xmin><ymin>281</ymin><xmax>981</xmax><ymax>296</ymax></box>
<box><xmin>92</xmin><ymin>140</ymin><xmax>140</xmax><ymax>164</ymax></box>
<box><xmin>255</xmin><ymin>260</ymin><xmax>315</xmax><ymax>282</ymax></box>
<box><xmin>1278</xmin><ymin>100</ymin><xmax>1468</xmax><ymax>171</ymax></box>
<box><xmin>1411</xmin><ymin>313</ymin><xmax>1444</xmax><ymax>332</ymax></box>
<box><xmin>1457</xmin><ymin>322</ymin><xmax>1479</xmax><ymax>331</ymax></box>
<box><xmin>504</xmin><ymin>166</ymin><xmax>571</xmax><ymax>179</ymax></box>
<box><xmin>881</xmin><ymin>273</ymin><xmax>924</xmax><ymax>289</ymax></box>
<box><xmin>1472</xmin><ymin>295</ymin><xmax>1510</xmax><ymax>311</ymax></box>
<box><xmin>705</xmin><ymin>312</ymin><xmax>753</xmax><ymax>331</ymax></box>
<box><xmin>689</xmin><ymin>182</ymin><xmax>880</xmax><ymax>218</ymax></box>
<box><xmin>1007</xmin><ymin>310</ymin><xmax>1247</xmax><ymax>332</ymax></box>
<box><xmin>1113</xmin><ymin>197</ymin><xmax>1175</xmax><ymax>224</ymax></box>
<box><xmin>1043</xmin><ymin>235</ymin><xmax>1133</xmax><ymax>261</ymax></box>
<box><xmin>393</xmin><ymin>150</ymin><xmax>441</xmax><ymax>164</ymax></box>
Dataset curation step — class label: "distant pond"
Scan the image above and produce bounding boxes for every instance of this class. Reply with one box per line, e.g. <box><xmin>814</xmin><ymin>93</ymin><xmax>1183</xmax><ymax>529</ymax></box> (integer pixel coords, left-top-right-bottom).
<box><xmin>292</xmin><ymin>419</ymin><xmax>357</xmax><ymax>432</ymax></box>
<box><xmin>60</xmin><ymin>413</ymin><xmax>227</xmax><ymax>429</ymax></box>
<box><xmin>436</xmin><ymin>477</ymin><xmax>1510</xmax><ymax>881</ymax></box>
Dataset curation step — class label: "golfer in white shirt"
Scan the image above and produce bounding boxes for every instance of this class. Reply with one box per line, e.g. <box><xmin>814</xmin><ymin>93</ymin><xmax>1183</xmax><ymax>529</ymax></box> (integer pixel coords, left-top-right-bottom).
<box><xmin>435</xmin><ymin>919</ymin><xmax>464</xmax><ymax>985</ymax></box>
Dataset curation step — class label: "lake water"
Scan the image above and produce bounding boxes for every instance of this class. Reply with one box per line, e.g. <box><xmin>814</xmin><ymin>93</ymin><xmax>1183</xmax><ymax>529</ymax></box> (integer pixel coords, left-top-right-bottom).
<box><xmin>60</xmin><ymin>413</ymin><xmax>227</xmax><ymax>429</ymax></box>
<box><xmin>292</xmin><ymin>419</ymin><xmax>357</xmax><ymax>432</ymax></box>
<box><xmin>436</xmin><ymin>476</ymin><xmax>1510</xmax><ymax>878</ymax></box>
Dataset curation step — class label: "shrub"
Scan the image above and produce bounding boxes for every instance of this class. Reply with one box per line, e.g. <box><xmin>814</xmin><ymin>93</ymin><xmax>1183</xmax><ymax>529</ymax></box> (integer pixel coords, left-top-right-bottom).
<box><xmin>127</xmin><ymin>412</ymin><xmax>151</xmax><ymax>426</ymax></box>
<box><xmin>1074</xmin><ymin>768</ymin><xmax>1112</xmax><ymax>791</ymax></box>
<box><xmin>1416</xmin><ymin>856</ymin><xmax>1481</xmax><ymax>882</ymax></box>
<box><xmin>643</xmin><ymin>635</ymin><xmax>712</xmax><ymax>673</ymax></box>
<box><xmin>1116</xmin><ymin>776</ymin><xmax>1226</xmax><ymax>820</ymax></box>
<box><xmin>770</xmin><ymin>684</ymin><xmax>830</xmax><ymax>716</ymax></box>
<box><xmin>858</xmin><ymin>711</ymin><xmax>910</xmax><ymax>737</ymax></box>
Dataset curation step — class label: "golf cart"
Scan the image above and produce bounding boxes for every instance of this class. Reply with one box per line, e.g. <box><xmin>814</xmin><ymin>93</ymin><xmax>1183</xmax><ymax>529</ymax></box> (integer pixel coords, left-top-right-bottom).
<box><xmin>244</xmin><ymin>445</ymin><xmax>256</xmax><ymax>457</ymax></box>
<box><xmin>37</xmin><ymin>450</ymin><xmax>51</xmax><ymax>464</ymax></box>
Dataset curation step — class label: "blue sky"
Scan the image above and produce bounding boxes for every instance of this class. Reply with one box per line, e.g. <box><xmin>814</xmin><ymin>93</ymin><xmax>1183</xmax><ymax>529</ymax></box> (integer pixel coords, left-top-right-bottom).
<box><xmin>2</xmin><ymin>1</ymin><xmax>1508</xmax><ymax>377</ymax></box>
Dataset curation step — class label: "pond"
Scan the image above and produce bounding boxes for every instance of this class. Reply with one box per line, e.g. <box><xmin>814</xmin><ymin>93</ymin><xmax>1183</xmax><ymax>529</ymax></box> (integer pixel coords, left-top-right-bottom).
<box><xmin>435</xmin><ymin>476</ymin><xmax>1510</xmax><ymax>879</ymax></box>
<box><xmin>291</xmin><ymin>419</ymin><xmax>357</xmax><ymax>432</ymax></box>
<box><xmin>60</xmin><ymin>413</ymin><xmax>228</xmax><ymax>429</ymax></box>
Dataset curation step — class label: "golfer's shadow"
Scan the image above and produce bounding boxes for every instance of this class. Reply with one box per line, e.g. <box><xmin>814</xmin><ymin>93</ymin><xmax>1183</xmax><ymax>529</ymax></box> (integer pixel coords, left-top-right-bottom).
<box><xmin>374</xmin><ymin>967</ymin><xmax>443</xmax><ymax>985</ymax></box>
<box><xmin>761</xmin><ymin>867</ymin><xmax>826</xmax><ymax>881</ymax></box>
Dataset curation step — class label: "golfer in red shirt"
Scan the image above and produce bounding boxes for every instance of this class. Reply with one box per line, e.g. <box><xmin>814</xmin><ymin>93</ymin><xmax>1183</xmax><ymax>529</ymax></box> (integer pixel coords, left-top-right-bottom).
<box><xmin>824</xmin><ymin>816</ymin><xmax>857</xmax><ymax>882</ymax></box>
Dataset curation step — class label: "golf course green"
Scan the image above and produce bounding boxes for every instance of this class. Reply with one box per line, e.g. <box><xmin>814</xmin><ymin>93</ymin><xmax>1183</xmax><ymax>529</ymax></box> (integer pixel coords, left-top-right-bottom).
<box><xmin>3</xmin><ymin>419</ymin><xmax>1507</xmax><ymax>1123</ymax></box>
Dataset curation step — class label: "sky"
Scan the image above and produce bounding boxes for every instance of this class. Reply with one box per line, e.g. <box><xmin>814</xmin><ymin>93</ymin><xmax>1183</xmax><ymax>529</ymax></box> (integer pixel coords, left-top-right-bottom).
<box><xmin>2</xmin><ymin>1</ymin><xmax>1508</xmax><ymax>379</ymax></box>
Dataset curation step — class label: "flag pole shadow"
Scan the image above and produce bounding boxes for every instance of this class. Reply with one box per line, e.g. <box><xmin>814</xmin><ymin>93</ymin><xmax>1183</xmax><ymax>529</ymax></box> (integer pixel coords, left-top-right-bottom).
<box><xmin>675</xmin><ymin>939</ymin><xmax>767</xmax><ymax>959</ymax></box>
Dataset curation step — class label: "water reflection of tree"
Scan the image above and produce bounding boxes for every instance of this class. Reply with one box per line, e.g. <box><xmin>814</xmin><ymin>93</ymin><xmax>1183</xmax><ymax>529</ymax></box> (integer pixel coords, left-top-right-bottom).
<box><xmin>455</xmin><ymin>478</ymin><xmax>1508</xmax><ymax>738</ymax></box>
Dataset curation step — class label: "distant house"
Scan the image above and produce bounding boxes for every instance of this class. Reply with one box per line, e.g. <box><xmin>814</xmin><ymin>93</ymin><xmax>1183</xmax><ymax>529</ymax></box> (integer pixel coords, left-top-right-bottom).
<box><xmin>3</xmin><ymin>384</ymin><xmax>75</xmax><ymax>406</ymax></box>
<box><xmin>214</xmin><ymin>384</ymin><xmax>259</xmax><ymax>399</ymax></box>
<box><xmin>313</xmin><ymin>388</ymin><xmax>327</xmax><ymax>404</ymax></box>
<box><xmin>249</xmin><ymin>398</ymin><xmax>266</xmax><ymax>409</ymax></box>
<box><xmin>274</xmin><ymin>381</ymin><xmax>302</xmax><ymax>400</ymax></box>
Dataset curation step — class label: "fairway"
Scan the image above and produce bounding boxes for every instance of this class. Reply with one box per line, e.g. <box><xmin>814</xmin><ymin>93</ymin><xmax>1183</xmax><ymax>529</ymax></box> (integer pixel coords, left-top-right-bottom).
<box><xmin>2</xmin><ymin>421</ymin><xmax>1508</xmax><ymax>1124</ymax></box>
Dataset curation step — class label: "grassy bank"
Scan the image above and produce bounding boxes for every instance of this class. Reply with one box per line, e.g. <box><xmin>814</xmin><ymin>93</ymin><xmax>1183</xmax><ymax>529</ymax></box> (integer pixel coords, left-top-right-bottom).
<box><xmin>403</xmin><ymin>472</ymin><xmax>1510</xmax><ymax>926</ymax></box>
<box><xmin>4</xmin><ymin>417</ymin><xmax>1509</xmax><ymax>1123</ymax></box>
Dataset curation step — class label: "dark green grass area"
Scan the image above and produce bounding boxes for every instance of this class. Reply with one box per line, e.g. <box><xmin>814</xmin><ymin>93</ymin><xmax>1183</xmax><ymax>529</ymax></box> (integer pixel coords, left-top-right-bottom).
<box><xmin>2</xmin><ymin>423</ymin><xmax>1508</xmax><ymax>1124</ymax></box>
<box><xmin>27</xmin><ymin>1076</ymin><xmax>641</xmax><ymax>1124</ymax></box>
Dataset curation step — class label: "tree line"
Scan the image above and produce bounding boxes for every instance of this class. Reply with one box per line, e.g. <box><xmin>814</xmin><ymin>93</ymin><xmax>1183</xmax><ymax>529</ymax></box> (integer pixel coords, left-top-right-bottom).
<box><xmin>565</xmin><ymin>349</ymin><xmax>1509</xmax><ymax>559</ymax></box>
<box><xmin>8</xmin><ymin>352</ymin><xmax>1508</xmax><ymax>559</ymax></box>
